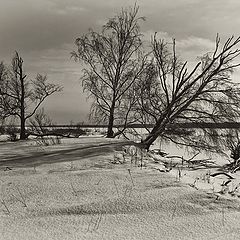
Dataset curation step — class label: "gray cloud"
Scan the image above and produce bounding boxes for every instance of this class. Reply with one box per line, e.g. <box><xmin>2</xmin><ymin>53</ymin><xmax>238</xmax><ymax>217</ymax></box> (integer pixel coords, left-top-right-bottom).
<box><xmin>1</xmin><ymin>0</ymin><xmax>239</xmax><ymax>55</ymax></box>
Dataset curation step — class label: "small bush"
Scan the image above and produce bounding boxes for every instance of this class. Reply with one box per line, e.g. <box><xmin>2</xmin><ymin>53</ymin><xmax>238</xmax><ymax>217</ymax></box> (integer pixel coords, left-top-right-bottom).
<box><xmin>0</xmin><ymin>125</ymin><xmax>5</xmax><ymax>135</ymax></box>
<box><xmin>224</xmin><ymin>130</ymin><xmax>240</xmax><ymax>171</ymax></box>
<box><xmin>35</xmin><ymin>136</ymin><xmax>61</xmax><ymax>146</ymax></box>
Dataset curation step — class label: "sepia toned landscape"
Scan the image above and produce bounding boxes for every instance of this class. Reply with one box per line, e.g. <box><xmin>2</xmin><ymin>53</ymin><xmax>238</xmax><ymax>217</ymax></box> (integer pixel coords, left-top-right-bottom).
<box><xmin>1</xmin><ymin>1</ymin><xmax>240</xmax><ymax>239</ymax></box>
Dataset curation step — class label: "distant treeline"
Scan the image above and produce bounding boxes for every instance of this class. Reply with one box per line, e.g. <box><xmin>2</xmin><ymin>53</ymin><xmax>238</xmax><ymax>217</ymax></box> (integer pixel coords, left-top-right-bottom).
<box><xmin>7</xmin><ymin>122</ymin><xmax>240</xmax><ymax>129</ymax></box>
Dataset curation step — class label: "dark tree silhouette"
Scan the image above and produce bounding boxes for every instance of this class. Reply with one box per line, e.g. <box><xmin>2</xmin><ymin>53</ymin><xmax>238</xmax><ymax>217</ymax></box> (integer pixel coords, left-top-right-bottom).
<box><xmin>0</xmin><ymin>52</ymin><xmax>62</xmax><ymax>140</ymax></box>
<box><xmin>72</xmin><ymin>5</ymin><xmax>147</xmax><ymax>138</ymax></box>
<box><xmin>139</xmin><ymin>34</ymin><xmax>240</xmax><ymax>150</ymax></box>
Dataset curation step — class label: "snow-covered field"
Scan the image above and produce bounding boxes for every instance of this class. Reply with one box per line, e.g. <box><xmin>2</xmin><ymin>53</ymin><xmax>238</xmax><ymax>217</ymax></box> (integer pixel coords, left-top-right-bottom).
<box><xmin>1</xmin><ymin>136</ymin><xmax>240</xmax><ymax>240</ymax></box>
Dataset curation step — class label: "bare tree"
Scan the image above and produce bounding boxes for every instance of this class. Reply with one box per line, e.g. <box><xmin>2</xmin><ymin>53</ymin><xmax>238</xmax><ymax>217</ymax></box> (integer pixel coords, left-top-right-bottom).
<box><xmin>72</xmin><ymin>5</ymin><xmax>147</xmax><ymax>138</ymax></box>
<box><xmin>139</xmin><ymin>34</ymin><xmax>240</xmax><ymax>150</ymax></box>
<box><xmin>29</xmin><ymin>108</ymin><xmax>53</xmax><ymax>136</ymax></box>
<box><xmin>0</xmin><ymin>62</ymin><xmax>16</xmax><ymax>120</ymax></box>
<box><xmin>0</xmin><ymin>52</ymin><xmax>62</xmax><ymax>140</ymax></box>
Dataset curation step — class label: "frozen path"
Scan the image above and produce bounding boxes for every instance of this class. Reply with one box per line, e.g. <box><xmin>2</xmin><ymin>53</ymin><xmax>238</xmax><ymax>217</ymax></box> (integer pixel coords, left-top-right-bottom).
<box><xmin>0</xmin><ymin>138</ymin><xmax>134</xmax><ymax>168</ymax></box>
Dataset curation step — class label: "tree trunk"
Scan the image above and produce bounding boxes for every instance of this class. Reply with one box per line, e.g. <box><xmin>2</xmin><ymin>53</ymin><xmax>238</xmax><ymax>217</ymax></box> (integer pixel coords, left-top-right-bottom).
<box><xmin>19</xmin><ymin>95</ymin><xmax>26</xmax><ymax>139</ymax></box>
<box><xmin>106</xmin><ymin>112</ymin><xmax>114</xmax><ymax>138</ymax></box>
<box><xmin>20</xmin><ymin>115</ymin><xmax>26</xmax><ymax>140</ymax></box>
<box><xmin>106</xmin><ymin>102</ymin><xmax>115</xmax><ymax>138</ymax></box>
<box><xmin>141</xmin><ymin>126</ymin><xmax>162</xmax><ymax>150</ymax></box>
<box><xmin>141</xmin><ymin>114</ymin><xmax>169</xmax><ymax>150</ymax></box>
<box><xmin>19</xmin><ymin>67</ymin><xmax>26</xmax><ymax>140</ymax></box>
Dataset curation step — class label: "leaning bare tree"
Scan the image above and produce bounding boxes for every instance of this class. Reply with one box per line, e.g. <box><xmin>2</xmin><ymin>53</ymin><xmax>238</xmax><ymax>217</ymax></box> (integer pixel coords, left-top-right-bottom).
<box><xmin>72</xmin><ymin>5</ymin><xmax>147</xmax><ymax>138</ymax></box>
<box><xmin>139</xmin><ymin>34</ymin><xmax>240</xmax><ymax>150</ymax></box>
<box><xmin>0</xmin><ymin>52</ymin><xmax>62</xmax><ymax>140</ymax></box>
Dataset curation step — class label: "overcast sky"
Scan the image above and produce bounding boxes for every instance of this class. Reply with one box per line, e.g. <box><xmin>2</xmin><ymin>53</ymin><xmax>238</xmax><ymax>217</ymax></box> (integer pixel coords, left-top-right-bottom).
<box><xmin>1</xmin><ymin>0</ymin><xmax>240</xmax><ymax>124</ymax></box>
